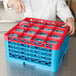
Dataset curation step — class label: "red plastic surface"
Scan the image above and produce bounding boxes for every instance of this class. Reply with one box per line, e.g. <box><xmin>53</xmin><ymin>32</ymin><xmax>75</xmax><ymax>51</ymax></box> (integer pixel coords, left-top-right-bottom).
<box><xmin>4</xmin><ymin>17</ymin><xmax>69</xmax><ymax>50</ymax></box>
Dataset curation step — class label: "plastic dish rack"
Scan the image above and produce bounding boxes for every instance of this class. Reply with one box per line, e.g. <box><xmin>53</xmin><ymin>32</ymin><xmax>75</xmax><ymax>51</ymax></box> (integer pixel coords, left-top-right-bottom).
<box><xmin>4</xmin><ymin>17</ymin><xmax>70</xmax><ymax>72</ymax></box>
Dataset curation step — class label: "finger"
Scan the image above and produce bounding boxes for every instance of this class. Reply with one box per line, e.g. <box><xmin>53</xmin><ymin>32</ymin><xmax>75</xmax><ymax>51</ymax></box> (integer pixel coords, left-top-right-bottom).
<box><xmin>69</xmin><ymin>31</ymin><xmax>72</xmax><ymax>36</ymax></box>
<box><xmin>14</xmin><ymin>4</ymin><xmax>19</xmax><ymax>14</ymax></box>
<box><xmin>70</xmin><ymin>30</ymin><xmax>74</xmax><ymax>35</ymax></box>
<box><xmin>68</xmin><ymin>28</ymin><xmax>72</xmax><ymax>35</ymax></box>
<box><xmin>16</xmin><ymin>7</ymin><xmax>19</xmax><ymax>14</ymax></box>
<box><xmin>7</xmin><ymin>1</ymin><xmax>13</xmax><ymax>8</ymax></box>
<box><xmin>68</xmin><ymin>26</ymin><xmax>73</xmax><ymax>35</ymax></box>
<box><xmin>63</xmin><ymin>24</ymin><xmax>70</xmax><ymax>30</ymax></box>
<box><xmin>18</xmin><ymin>4</ymin><xmax>22</xmax><ymax>14</ymax></box>
<box><xmin>62</xmin><ymin>24</ymin><xmax>67</xmax><ymax>27</ymax></box>
<box><xmin>70</xmin><ymin>25</ymin><xmax>75</xmax><ymax>35</ymax></box>
<box><xmin>21</xmin><ymin>3</ymin><xmax>25</xmax><ymax>12</ymax></box>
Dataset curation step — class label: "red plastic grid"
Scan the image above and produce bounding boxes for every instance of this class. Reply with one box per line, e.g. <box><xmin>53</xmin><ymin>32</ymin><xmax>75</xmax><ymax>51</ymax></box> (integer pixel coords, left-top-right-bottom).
<box><xmin>4</xmin><ymin>17</ymin><xmax>69</xmax><ymax>50</ymax></box>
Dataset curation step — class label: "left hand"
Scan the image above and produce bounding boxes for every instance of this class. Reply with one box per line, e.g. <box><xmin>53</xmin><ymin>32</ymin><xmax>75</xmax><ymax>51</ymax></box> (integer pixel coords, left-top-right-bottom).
<box><xmin>63</xmin><ymin>17</ymin><xmax>75</xmax><ymax>36</ymax></box>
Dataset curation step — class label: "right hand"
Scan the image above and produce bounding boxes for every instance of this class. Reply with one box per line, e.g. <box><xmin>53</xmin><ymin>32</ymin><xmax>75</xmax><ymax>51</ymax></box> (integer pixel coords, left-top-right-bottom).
<box><xmin>7</xmin><ymin>0</ymin><xmax>25</xmax><ymax>14</ymax></box>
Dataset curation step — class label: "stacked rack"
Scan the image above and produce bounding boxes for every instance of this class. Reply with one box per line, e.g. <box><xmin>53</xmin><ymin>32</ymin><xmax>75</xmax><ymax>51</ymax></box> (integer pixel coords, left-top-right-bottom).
<box><xmin>4</xmin><ymin>17</ymin><xmax>69</xmax><ymax>72</ymax></box>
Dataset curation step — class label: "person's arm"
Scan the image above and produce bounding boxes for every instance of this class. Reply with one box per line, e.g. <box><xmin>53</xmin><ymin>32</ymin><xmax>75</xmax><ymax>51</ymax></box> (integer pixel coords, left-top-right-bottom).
<box><xmin>3</xmin><ymin>0</ymin><xmax>25</xmax><ymax>14</ymax></box>
<box><xmin>57</xmin><ymin>0</ymin><xmax>75</xmax><ymax>35</ymax></box>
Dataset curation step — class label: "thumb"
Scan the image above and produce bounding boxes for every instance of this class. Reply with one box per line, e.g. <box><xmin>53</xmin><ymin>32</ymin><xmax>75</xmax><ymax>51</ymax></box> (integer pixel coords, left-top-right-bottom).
<box><xmin>62</xmin><ymin>23</ymin><xmax>68</xmax><ymax>27</ymax></box>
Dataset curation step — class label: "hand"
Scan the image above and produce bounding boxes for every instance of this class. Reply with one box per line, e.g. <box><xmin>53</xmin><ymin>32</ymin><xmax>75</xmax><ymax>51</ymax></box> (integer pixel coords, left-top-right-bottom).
<box><xmin>7</xmin><ymin>0</ymin><xmax>25</xmax><ymax>14</ymax></box>
<box><xmin>63</xmin><ymin>17</ymin><xmax>75</xmax><ymax>36</ymax></box>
